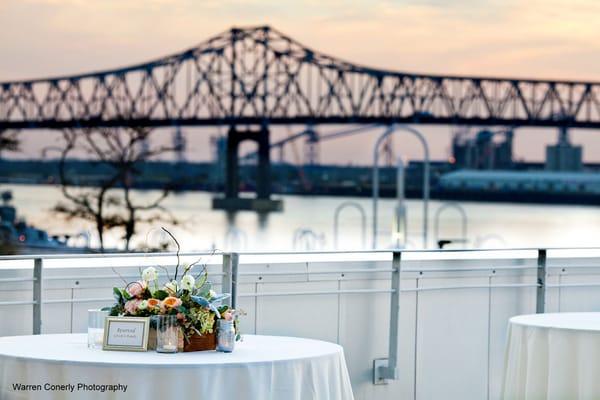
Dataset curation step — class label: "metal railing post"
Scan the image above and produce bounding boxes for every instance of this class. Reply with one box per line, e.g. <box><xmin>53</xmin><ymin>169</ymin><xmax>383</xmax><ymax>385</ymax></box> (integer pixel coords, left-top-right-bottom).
<box><xmin>231</xmin><ymin>252</ymin><xmax>239</xmax><ymax>310</ymax></box>
<box><xmin>33</xmin><ymin>258</ymin><xmax>43</xmax><ymax>335</ymax></box>
<box><xmin>536</xmin><ymin>249</ymin><xmax>547</xmax><ymax>313</ymax></box>
<box><xmin>222</xmin><ymin>253</ymin><xmax>233</xmax><ymax>307</ymax></box>
<box><xmin>374</xmin><ymin>250</ymin><xmax>402</xmax><ymax>384</ymax></box>
<box><xmin>222</xmin><ymin>252</ymin><xmax>239</xmax><ymax>310</ymax></box>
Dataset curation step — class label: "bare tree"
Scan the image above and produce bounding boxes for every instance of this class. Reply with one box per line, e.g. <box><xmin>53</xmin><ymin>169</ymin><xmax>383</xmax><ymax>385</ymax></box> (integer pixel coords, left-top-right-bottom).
<box><xmin>0</xmin><ymin>130</ymin><xmax>21</xmax><ymax>254</ymax></box>
<box><xmin>52</xmin><ymin>127</ymin><xmax>180</xmax><ymax>251</ymax></box>
<box><xmin>0</xmin><ymin>130</ymin><xmax>20</xmax><ymax>154</ymax></box>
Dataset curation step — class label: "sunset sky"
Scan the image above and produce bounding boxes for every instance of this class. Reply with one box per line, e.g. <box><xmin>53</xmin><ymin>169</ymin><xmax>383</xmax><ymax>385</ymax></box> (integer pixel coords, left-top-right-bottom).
<box><xmin>2</xmin><ymin>0</ymin><xmax>600</xmax><ymax>164</ymax></box>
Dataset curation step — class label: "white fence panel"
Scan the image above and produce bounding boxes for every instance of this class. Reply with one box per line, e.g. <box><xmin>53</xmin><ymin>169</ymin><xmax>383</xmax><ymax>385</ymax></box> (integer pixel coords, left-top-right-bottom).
<box><xmin>2</xmin><ymin>249</ymin><xmax>598</xmax><ymax>400</ymax></box>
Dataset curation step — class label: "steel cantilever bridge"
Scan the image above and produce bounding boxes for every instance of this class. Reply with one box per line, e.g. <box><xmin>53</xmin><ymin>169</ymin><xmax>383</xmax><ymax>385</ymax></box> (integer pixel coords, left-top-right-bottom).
<box><xmin>2</xmin><ymin>26</ymin><xmax>600</xmax><ymax>211</ymax></box>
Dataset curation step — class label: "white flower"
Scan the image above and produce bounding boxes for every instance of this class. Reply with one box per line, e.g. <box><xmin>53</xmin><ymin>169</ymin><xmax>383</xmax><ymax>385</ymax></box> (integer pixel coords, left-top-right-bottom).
<box><xmin>181</xmin><ymin>275</ymin><xmax>195</xmax><ymax>291</ymax></box>
<box><xmin>164</xmin><ymin>280</ymin><xmax>178</xmax><ymax>294</ymax></box>
<box><xmin>209</xmin><ymin>289</ymin><xmax>217</xmax><ymax>299</ymax></box>
<box><xmin>138</xmin><ymin>300</ymin><xmax>148</xmax><ymax>310</ymax></box>
<box><xmin>142</xmin><ymin>267</ymin><xmax>158</xmax><ymax>282</ymax></box>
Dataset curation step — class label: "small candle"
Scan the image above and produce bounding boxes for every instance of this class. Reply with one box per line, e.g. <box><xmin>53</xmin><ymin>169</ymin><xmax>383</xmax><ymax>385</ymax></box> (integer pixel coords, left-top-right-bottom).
<box><xmin>156</xmin><ymin>315</ymin><xmax>178</xmax><ymax>353</ymax></box>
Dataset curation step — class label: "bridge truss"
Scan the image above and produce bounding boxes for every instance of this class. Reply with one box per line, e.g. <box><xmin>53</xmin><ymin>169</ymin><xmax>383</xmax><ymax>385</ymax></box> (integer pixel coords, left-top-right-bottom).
<box><xmin>2</xmin><ymin>26</ymin><xmax>600</xmax><ymax>130</ymax></box>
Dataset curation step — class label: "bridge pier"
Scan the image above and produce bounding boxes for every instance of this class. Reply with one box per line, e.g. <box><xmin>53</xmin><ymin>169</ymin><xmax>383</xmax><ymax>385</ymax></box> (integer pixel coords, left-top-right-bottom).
<box><xmin>212</xmin><ymin>126</ymin><xmax>283</xmax><ymax>213</ymax></box>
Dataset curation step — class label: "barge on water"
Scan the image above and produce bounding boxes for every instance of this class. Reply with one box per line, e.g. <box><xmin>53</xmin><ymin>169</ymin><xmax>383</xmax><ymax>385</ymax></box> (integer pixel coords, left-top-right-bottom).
<box><xmin>437</xmin><ymin>170</ymin><xmax>600</xmax><ymax>205</ymax></box>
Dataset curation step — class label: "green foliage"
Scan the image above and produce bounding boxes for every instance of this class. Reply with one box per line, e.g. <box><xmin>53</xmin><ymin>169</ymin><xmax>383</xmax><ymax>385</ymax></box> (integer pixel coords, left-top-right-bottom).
<box><xmin>182</xmin><ymin>307</ymin><xmax>216</xmax><ymax>336</ymax></box>
<box><xmin>152</xmin><ymin>289</ymin><xmax>169</xmax><ymax>300</ymax></box>
<box><xmin>218</xmin><ymin>305</ymin><xmax>229</xmax><ymax>314</ymax></box>
<box><xmin>109</xmin><ymin>303</ymin><xmax>123</xmax><ymax>316</ymax></box>
<box><xmin>122</xmin><ymin>289</ymin><xmax>132</xmax><ymax>301</ymax></box>
<box><xmin>112</xmin><ymin>287</ymin><xmax>123</xmax><ymax>303</ymax></box>
<box><xmin>195</xmin><ymin>270</ymin><xmax>208</xmax><ymax>289</ymax></box>
<box><xmin>177</xmin><ymin>305</ymin><xmax>188</xmax><ymax>315</ymax></box>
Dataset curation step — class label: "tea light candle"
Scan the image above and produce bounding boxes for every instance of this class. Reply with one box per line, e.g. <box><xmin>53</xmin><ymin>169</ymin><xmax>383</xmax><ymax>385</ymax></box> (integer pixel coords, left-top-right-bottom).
<box><xmin>156</xmin><ymin>315</ymin><xmax>178</xmax><ymax>353</ymax></box>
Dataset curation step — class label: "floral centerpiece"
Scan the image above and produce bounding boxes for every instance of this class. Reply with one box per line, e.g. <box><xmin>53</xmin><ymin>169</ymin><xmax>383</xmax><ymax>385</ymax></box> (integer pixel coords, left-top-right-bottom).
<box><xmin>105</xmin><ymin>236</ymin><xmax>238</xmax><ymax>352</ymax></box>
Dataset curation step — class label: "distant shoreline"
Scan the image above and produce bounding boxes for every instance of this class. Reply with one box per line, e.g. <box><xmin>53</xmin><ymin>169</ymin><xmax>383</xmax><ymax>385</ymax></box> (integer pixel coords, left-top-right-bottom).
<box><xmin>0</xmin><ymin>158</ymin><xmax>599</xmax><ymax>206</ymax></box>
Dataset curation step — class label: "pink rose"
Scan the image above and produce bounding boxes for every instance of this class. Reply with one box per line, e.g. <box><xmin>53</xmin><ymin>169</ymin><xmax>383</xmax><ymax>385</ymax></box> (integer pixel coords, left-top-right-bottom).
<box><xmin>127</xmin><ymin>281</ymin><xmax>146</xmax><ymax>298</ymax></box>
<box><xmin>124</xmin><ymin>299</ymin><xmax>142</xmax><ymax>315</ymax></box>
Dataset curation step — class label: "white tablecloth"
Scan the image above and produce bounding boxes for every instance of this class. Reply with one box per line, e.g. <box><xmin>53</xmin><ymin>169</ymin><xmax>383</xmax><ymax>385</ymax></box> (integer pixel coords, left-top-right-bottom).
<box><xmin>502</xmin><ymin>312</ymin><xmax>600</xmax><ymax>400</ymax></box>
<box><xmin>0</xmin><ymin>334</ymin><xmax>354</xmax><ymax>400</ymax></box>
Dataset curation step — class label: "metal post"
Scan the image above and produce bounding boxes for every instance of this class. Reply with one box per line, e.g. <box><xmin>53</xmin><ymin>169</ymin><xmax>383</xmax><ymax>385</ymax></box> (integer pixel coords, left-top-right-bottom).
<box><xmin>33</xmin><ymin>258</ymin><xmax>43</xmax><ymax>335</ymax></box>
<box><xmin>394</xmin><ymin>158</ymin><xmax>407</xmax><ymax>249</ymax></box>
<box><xmin>222</xmin><ymin>253</ymin><xmax>233</xmax><ymax>307</ymax></box>
<box><xmin>231</xmin><ymin>252</ymin><xmax>239</xmax><ymax>310</ymax></box>
<box><xmin>222</xmin><ymin>253</ymin><xmax>239</xmax><ymax>309</ymax></box>
<box><xmin>372</xmin><ymin>124</ymin><xmax>430</xmax><ymax>249</ymax></box>
<box><xmin>536</xmin><ymin>249</ymin><xmax>547</xmax><ymax>313</ymax></box>
<box><xmin>374</xmin><ymin>250</ymin><xmax>401</xmax><ymax>383</ymax></box>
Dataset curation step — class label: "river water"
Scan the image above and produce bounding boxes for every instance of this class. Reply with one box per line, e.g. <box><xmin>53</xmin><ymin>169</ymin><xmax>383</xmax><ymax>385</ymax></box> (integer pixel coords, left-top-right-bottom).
<box><xmin>7</xmin><ymin>183</ymin><xmax>600</xmax><ymax>252</ymax></box>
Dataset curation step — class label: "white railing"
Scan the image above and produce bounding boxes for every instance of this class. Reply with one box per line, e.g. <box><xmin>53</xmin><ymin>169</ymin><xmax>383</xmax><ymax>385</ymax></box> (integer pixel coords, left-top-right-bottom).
<box><xmin>2</xmin><ymin>248</ymin><xmax>600</xmax><ymax>400</ymax></box>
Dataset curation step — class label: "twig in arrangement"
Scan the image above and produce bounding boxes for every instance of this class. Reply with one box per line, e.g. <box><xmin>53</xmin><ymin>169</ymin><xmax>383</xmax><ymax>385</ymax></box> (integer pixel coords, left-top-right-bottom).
<box><xmin>156</xmin><ymin>264</ymin><xmax>172</xmax><ymax>282</ymax></box>
<box><xmin>188</xmin><ymin>257</ymin><xmax>203</xmax><ymax>268</ymax></box>
<box><xmin>111</xmin><ymin>267</ymin><xmax>128</xmax><ymax>285</ymax></box>
<box><xmin>161</xmin><ymin>227</ymin><xmax>181</xmax><ymax>280</ymax></box>
<box><xmin>183</xmin><ymin>263</ymin><xmax>193</xmax><ymax>276</ymax></box>
<box><xmin>186</xmin><ymin>251</ymin><xmax>212</xmax><ymax>275</ymax></box>
<box><xmin>188</xmin><ymin>248</ymin><xmax>222</xmax><ymax>270</ymax></box>
<box><xmin>192</xmin><ymin>264</ymin><xmax>208</xmax><ymax>281</ymax></box>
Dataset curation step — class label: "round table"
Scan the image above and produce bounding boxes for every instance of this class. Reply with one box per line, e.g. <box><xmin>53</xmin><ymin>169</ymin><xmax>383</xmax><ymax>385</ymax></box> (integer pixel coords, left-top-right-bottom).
<box><xmin>0</xmin><ymin>334</ymin><xmax>354</xmax><ymax>400</ymax></box>
<box><xmin>502</xmin><ymin>312</ymin><xmax>600</xmax><ymax>400</ymax></box>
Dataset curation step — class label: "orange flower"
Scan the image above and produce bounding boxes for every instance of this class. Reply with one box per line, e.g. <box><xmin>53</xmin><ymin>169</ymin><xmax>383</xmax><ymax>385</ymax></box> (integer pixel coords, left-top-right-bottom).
<box><xmin>147</xmin><ymin>298</ymin><xmax>161</xmax><ymax>309</ymax></box>
<box><xmin>162</xmin><ymin>296</ymin><xmax>182</xmax><ymax>309</ymax></box>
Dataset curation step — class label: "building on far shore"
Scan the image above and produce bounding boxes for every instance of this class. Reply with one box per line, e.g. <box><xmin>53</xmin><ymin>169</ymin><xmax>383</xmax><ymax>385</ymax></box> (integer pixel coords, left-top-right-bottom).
<box><xmin>545</xmin><ymin>127</ymin><xmax>583</xmax><ymax>171</ymax></box>
<box><xmin>452</xmin><ymin>129</ymin><xmax>514</xmax><ymax>170</ymax></box>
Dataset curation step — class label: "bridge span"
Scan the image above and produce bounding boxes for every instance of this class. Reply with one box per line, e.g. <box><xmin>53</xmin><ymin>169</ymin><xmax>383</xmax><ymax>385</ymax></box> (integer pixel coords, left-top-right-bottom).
<box><xmin>1</xmin><ymin>26</ymin><xmax>598</xmax><ymax>211</ymax></box>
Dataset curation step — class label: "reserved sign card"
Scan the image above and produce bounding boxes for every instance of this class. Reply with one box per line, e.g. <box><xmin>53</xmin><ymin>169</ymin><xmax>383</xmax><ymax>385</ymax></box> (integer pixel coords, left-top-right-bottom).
<box><xmin>103</xmin><ymin>317</ymin><xmax>150</xmax><ymax>352</ymax></box>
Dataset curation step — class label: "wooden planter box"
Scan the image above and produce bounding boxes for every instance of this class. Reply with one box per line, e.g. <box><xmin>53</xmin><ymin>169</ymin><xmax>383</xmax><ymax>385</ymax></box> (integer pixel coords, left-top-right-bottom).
<box><xmin>183</xmin><ymin>331</ymin><xmax>217</xmax><ymax>352</ymax></box>
<box><xmin>148</xmin><ymin>327</ymin><xmax>216</xmax><ymax>352</ymax></box>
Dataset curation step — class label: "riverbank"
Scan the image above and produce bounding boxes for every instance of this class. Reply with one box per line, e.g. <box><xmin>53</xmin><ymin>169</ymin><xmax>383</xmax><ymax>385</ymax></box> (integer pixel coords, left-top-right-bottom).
<box><xmin>1</xmin><ymin>159</ymin><xmax>600</xmax><ymax>205</ymax></box>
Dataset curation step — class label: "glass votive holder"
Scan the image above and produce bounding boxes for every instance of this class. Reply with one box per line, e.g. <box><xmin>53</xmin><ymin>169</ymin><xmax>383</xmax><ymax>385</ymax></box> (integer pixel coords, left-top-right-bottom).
<box><xmin>87</xmin><ymin>309</ymin><xmax>109</xmax><ymax>349</ymax></box>
<box><xmin>156</xmin><ymin>315</ymin><xmax>178</xmax><ymax>353</ymax></box>
<box><xmin>217</xmin><ymin>320</ymin><xmax>236</xmax><ymax>353</ymax></box>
